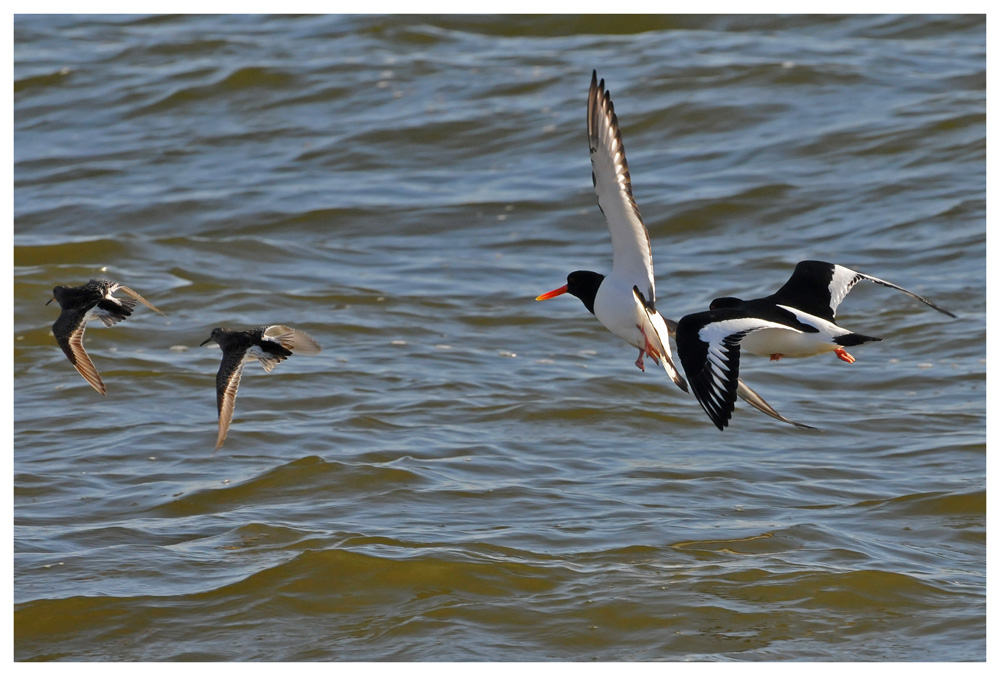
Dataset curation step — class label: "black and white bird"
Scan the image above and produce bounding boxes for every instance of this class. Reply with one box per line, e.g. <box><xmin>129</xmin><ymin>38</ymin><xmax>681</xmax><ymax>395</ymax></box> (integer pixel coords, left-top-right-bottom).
<box><xmin>536</xmin><ymin>71</ymin><xmax>814</xmax><ymax>429</ymax></box>
<box><xmin>675</xmin><ymin>260</ymin><xmax>956</xmax><ymax>430</ymax></box>
<box><xmin>47</xmin><ymin>278</ymin><xmax>164</xmax><ymax>395</ymax></box>
<box><xmin>536</xmin><ymin>70</ymin><xmax>688</xmax><ymax>390</ymax></box>
<box><xmin>200</xmin><ymin>325</ymin><xmax>321</xmax><ymax>451</ymax></box>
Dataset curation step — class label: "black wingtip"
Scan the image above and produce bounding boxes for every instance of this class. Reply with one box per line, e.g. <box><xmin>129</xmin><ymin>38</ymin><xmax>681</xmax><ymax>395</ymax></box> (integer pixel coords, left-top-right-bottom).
<box><xmin>691</xmin><ymin>385</ymin><xmax>735</xmax><ymax>432</ymax></box>
<box><xmin>699</xmin><ymin>399</ymin><xmax>731</xmax><ymax>430</ymax></box>
<box><xmin>936</xmin><ymin>305</ymin><xmax>958</xmax><ymax>319</ymax></box>
<box><xmin>675</xmin><ymin>374</ymin><xmax>690</xmax><ymax>394</ymax></box>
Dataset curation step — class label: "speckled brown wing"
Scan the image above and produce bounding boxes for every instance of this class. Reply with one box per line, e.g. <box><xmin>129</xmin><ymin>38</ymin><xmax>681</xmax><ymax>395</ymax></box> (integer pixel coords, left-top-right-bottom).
<box><xmin>261</xmin><ymin>325</ymin><xmax>321</xmax><ymax>355</ymax></box>
<box><xmin>116</xmin><ymin>285</ymin><xmax>165</xmax><ymax>315</ymax></box>
<box><xmin>53</xmin><ymin>308</ymin><xmax>106</xmax><ymax>395</ymax></box>
<box><xmin>214</xmin><ymin>349</ymin><xmax>248</xmax><ymax>451</ymax></box>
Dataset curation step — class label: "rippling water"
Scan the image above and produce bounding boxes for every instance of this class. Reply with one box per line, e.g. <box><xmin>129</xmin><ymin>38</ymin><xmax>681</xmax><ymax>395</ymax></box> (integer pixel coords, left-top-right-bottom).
<box><xmin>14</xmin><ymin>15</ymin><xmax>985</xmax><ymax>661</ymax></box>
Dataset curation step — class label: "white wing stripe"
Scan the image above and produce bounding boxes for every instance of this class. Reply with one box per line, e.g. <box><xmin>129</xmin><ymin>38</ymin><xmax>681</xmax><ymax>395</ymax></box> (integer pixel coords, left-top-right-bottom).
<box><xmin>775</xmin><ymin>304</ymin><xmax>850</xmax><ymax>337</ymax></box>
<box><xmin>828</xmin><ymin>264</ymin><xmax>862</xmax><ymax>315</ymax></box>
<box><xmin>698</xmin><ymin>317</ymin><xmax>802</xmax><ymax>345</ymax></box>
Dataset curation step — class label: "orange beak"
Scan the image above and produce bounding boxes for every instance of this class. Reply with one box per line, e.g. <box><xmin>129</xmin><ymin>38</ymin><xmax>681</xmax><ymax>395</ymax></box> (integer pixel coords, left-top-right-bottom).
<box><xmin>535</xmin><ymin>284</ymin><xmax>568</xmax><ymax>301</ymax></box>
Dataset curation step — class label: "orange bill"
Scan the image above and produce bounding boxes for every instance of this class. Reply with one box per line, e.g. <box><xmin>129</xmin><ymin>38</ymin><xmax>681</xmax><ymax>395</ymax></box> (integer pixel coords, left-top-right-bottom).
<box><xmin>535</xmin><ymin>285</ymin><xmax>568</xmax><ymax>301</ymax></box>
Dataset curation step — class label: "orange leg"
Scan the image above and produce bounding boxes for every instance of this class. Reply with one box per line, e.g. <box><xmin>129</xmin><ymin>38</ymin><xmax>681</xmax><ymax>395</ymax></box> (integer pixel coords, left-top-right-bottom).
<box><xmin>835</xmin><ymin>347</ymin><xmax>856</xmax><ymax>364</ymax></box>
<box><xmin>770</xmin><ymin>354</ymin><xmax>783</xmax><ymax>361</ymax></box>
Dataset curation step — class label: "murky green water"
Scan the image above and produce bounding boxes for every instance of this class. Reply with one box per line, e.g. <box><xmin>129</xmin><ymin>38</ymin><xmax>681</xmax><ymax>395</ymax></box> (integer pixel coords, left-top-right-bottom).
<box><xmin>14</xmin><ymin>14</ymin><xmax>985</xmax><ymax>661</ymax></box>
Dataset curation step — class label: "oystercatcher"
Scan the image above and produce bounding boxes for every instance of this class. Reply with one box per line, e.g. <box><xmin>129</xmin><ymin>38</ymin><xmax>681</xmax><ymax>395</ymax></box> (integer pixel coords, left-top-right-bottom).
<box><xmin>536</xmin><ymin>71</ymin><xmax>687</xmax><ymax>392</ymax></box>
<box><xmin>675</xmin><ymin>260</ymin><xmax>955</xmax><ymax>429</ymax></box>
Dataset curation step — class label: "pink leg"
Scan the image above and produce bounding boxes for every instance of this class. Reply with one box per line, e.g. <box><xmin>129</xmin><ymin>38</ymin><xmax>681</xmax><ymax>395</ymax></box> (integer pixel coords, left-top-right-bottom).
<box><xmin>636</xmin><ymin>323</ymin><xmax>661</xmax><ymax>367</ymax></box>
<box><xmin>634</xmin><ymin>349</ymin><xmax>645</xmax><ymax>372</ymax></box>
<box><xmin>835</xmin><ymin>347</ymin><xmax>856</xmax><ymax>364</ymax></box>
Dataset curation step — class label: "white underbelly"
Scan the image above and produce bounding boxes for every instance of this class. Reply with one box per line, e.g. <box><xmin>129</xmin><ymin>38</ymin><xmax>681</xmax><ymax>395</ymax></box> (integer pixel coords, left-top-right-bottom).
<box><xmin>593</xmin><ymin>278</ymin><xmax>649</xmax><ymax>349</ymax></box>
<box><xmin>741</xmin><ymin>328</ymin><xmax>836</xmax><ymax>358</ymax></box>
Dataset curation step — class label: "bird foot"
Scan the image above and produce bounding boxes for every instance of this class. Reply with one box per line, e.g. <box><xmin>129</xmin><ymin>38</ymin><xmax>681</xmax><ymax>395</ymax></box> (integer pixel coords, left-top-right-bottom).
<box><xmin>636</xmin><ymin>323</ymin><xmax>662</xmax><ymax>367</ymax></box>
<box><xmin>770</xmin><ymin>354</ymin><xmax>783</xmax><ymax>361</ymax></box>
<box><xmin>835</xmin><ymin>347</ymin><xmax>856</xmax><ymax>364</ymax></box>
<box><xmin>634</xmin><ymin>349</ymin><xmax>645</xmax><ymax>372</ymax></box>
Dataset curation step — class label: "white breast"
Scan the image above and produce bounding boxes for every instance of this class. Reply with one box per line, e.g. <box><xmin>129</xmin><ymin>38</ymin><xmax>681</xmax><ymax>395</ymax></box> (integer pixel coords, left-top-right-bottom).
<box><xmin>740</xmin><ymin>305</ymin><xmax>851</xmax><ymax>358</ymax></box>
<box><xmin>593</xmin><ymin>276</ymin><xmax>646</xmax><ymax>349</ymax></box>
<box><xmin>740</xmin><ymin>329</ymin><xmax>837</xmax><ymax>358</ymax></box>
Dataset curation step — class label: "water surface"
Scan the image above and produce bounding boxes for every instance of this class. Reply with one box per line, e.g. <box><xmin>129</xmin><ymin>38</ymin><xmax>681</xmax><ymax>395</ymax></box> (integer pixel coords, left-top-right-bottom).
<box><xmin>14</xmin><ymin>14</ymin><xmax>985</xmax><ymax>661</ymax></box>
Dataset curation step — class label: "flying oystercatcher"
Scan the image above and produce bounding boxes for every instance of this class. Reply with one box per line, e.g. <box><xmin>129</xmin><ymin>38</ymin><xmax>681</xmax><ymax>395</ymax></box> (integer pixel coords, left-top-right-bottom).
<box><xmin>675</xmin><ymin>260</ymin><xmax>955</xmax><ymax>430</ymax></box>
<box><xmin>537</xmin><ymin>71</ymin><xmax>815</xmax><ymax>429</ymax></box>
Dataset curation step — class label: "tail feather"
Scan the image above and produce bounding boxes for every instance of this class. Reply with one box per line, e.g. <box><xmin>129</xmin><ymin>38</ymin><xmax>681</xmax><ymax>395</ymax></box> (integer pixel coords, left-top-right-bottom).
<box><xmin>834</xmin><ymin>333</ymin><xmax>881</xmax><ymax>347</ymax></box>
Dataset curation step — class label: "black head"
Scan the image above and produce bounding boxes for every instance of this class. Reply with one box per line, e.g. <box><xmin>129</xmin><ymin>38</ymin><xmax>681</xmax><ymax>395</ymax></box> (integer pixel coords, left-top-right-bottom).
<box><xmin>200</xmin><ymin>327</ymin><xmax>228</xmax><ymax>346</ymax></box>
<box><xmin>709</xmin><ymin>296</ymin><xmax>743</xmax><ymax>311</ymax></box>
<box><xmin>47</xmin><ymin>285</ymin><xmax>69</xmax><ymax>306</ymax></box>
<box><xmin>565</xmin><ymin>270</ymin><xmax>605</xmax><ymax>315</ymax></box>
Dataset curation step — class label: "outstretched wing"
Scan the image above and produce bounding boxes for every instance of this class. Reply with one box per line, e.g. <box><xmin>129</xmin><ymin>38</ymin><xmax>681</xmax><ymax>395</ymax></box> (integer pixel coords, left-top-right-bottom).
<box><xmin>589</xmin><ymin>71</ymin><xmax>655</xmax><ymax>303</ymax></box>
<box><xmin>262</xmin><ymin>325</ymin><xmax>321</xmax><ymax>354</ymax></box>
<box><xmin>116</xmin><ymin>285</ymin><xmax>165</xmax><ymax>315</ymax></box>
<box><xmin>852</xmin><ymin>270</ymin><xmax>956</xmax><ymax>318</ymax></box>
<box><xmin>734</xmin><ymin>379</ymin><xmax>817</xmax><ymax>430</ymax></box>
<box><xmin>767</xmin><ymin>260</ymin><xmax>955</xmax><ymax>322</ymax></box>
<box><xmin>215</xmin><ymin>351</ymin><xmax>248</xmax><ymax>450</ymax></box>
<box><xmin>676</xmin><ymin>312</ymin><xmax>802</xmax><ymax>430</ymax></box>
<box><xmin>664</xmin><ymin>316</ymin><xmax>815</xmax><ymax>429</ymax></box>
<box><xmin>53</xmin><ymin>309</ymin><xmax>106</xmax><ymax>395</ymax></box>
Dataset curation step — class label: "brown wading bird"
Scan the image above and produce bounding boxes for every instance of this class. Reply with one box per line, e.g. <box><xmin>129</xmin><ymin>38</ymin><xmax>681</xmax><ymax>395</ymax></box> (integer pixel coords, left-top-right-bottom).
<box><xmin>200</xmin><ymin>325</ymin><xmax>321</xmax><ymax>451</ymax></box>
<box><xmin>47</xmin><ymin>278</ymin><xmax>164</xmax><ymax>395</ymax></box>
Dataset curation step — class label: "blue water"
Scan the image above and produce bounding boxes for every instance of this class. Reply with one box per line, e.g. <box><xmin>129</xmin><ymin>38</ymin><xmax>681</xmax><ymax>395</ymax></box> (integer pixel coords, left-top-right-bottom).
<box><xmin>14</xmin><ymin>14</ymin><xmax>985</xmax><ymax>661</ymax></box>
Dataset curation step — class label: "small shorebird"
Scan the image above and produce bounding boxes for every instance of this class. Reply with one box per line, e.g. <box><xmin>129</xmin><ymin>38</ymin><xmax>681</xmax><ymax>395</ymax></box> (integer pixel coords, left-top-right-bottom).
<box><xmin>200</xmin><ymin>325</ymin><xmax>321</xmax><ymax>451</ymax></box>
<box><xmin>675</xmin><ymin>260</ymin><xmax>956</xmax><ymax>430</ymax></box>
<box><xmin>47</xmin><ymin>278</ymin><xmax>163</xmax><ymax>395</ymax></box>
<box><xmin>536</xmin><ymin>71</ymin><xmax>811</xmax><ymax>428</ymax></box>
